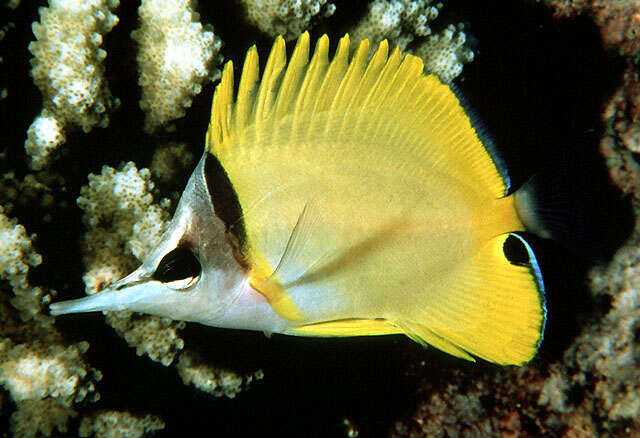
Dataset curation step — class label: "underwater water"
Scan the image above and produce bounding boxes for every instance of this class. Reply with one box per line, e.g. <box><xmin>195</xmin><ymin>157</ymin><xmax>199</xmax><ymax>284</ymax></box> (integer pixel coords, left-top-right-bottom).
<box><xmin>1</xmin><ymin>0</ymin><xmax>635</xmax><ymax>436</ymax></box>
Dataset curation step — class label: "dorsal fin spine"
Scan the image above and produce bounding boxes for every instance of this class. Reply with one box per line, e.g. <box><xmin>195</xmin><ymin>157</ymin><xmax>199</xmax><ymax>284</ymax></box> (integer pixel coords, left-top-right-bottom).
<box><xmin>274</xmin><ymin>32</ymin><xmax>310</xmax><ymax>122</ymax></box>
<box><xmin>354</xmin><ymin>40</ymin><xmax>388</xmax><ymax>107</ymax></box>
<box><xmin>359</xmin><ymin>48</ymin><xmax>404</xmax><ymax>145</ymax></box>
<box><xmin>235</xmin><ymin>46</ymin><xmax>259</xmax><ymax>137</ymax></box>
<box><xmin>327</xmin><ymin>34</ymin><xmax>358</xmax><ymax>114</ymax></box>
<box><xmin>323</xmin><ymin>34</ymin><xmax>351</xmax><ymax>135</ymax></box>
<box><xmin>207</xmin><ymin>60</ymin><xmax>234</xmax><ymax>150</ymax></box>
<box><xmin>337</xmin><ymin>39</ymin><xmax>370</xmax><ymax>112</ymax></box>
<box><xmin>207</xmin><ymin>33</ymin><xmax>508</xmax><ymax>199</ymax></box>
<box><xmin>293</xmin><ymin>35</ymin><xmax>329</xmax><ymax>138</ymax></box>
<box><xmin>350</xmin><ymin>40</ymin><xmax>389</xmax><ymax>139</ymax></box>
<box><xmin>377</xmin><ymin>56</ymin><xmax>425</xmax><ymax>143</ymax></box>
<box><xmin>331</xmin><ymin>38</ymin><xmax>370</xmax><ymax>140</ymax></box>
<box><xmin>255</xmin><ymin>36</ymin><xmax>286</xmax><ymax>125</ymax></box>
<box><xmin>220</xmin><ymin>62</ymin><xmax>234</xmax><ymax>143</ymax></box>
<box><xmin>314</xmin><ymin>34</ymin><xmax>350</xmax><ymax>123</ymax></box>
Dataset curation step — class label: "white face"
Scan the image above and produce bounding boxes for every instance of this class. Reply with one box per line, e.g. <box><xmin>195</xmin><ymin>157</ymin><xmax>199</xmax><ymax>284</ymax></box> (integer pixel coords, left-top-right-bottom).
<box><xmin>50</xmin><ymin>154</ymin><xmax>249</xmax><ymax>326</ymax></box>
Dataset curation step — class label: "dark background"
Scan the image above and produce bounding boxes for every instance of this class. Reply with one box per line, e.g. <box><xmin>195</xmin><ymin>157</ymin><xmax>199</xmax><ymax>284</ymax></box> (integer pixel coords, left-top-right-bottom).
<box><xmin>0</xmin><ymin>0</ymin><xmax>631</xmax><ymax>436</ymax></box>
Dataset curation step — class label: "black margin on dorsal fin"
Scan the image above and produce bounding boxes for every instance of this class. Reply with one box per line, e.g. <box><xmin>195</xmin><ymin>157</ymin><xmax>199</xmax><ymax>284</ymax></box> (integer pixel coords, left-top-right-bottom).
<box><xmin>450</xmin><ymin>84</ymin><xmax>511</xmax><ymax>197</ymax></box>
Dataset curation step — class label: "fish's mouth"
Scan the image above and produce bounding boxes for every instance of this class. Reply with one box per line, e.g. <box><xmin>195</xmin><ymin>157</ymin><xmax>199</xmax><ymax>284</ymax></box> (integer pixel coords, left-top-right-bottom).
<box><xmin>49</xmin><ymin>268</ymin><xmax>154</xmax><ymax>315</ymax></box>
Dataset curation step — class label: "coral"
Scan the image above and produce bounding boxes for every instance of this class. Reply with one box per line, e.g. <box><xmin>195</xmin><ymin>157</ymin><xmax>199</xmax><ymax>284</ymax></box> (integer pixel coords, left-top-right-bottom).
<box><xmin>0</xmin><ymin>340</ymin><xmax>99</xmax><ymax>405</ymax></box>
<box><xmin>570</xmin><ymin>224</ymin><xmax>640</xmax><ymax>425</ymax></box>
<box><xmin>542</xmin><ymin>0</ymin><xmax>640</xmax><ymax>58</ymax></box>
<box><xmin>131</xmin><ymin>0</ymin><xmax>221</xmax><ymax>133</ymax></box>
<box><xmin>240</xmin><ymin>0</ymin><xmax>336</xmax><ymax>41</ymax></box>
<box><xmin>600</xmin><ymin>68</ymin><xmax>640</xmax><ymax>197</ymax></box>
<box><xmin>23</xmin><ymin>109</ymin><xmax>65</xmax><ymax>170</ymax></box>
<box><xmin>10</xmin><ymin>398</ymin><xmax>78</xmax><ymax>438</ymax></box>
<box><xmin>350</xmin><ymin>0</ymin><xmax>441</xmax><ymax>52</ymax></box>
<box><xmin>25</xmin><ymin>0</ymin><xmax>120</xmax><ymax>169</ymax></box>
<box><xmin>77</xmin><ymin>162</ymin><xmax>171</xmax><ymax>294</ymax></box>
<box><xmin>0</xmin><ymin>339</ymin><xmax>100</xmax><ymax>438</ymax></box>
<box><xmin>105</xmin><ymin>312</ymin><xmax>185</xmax><ymax>366</ymax></box>
<box><xmin>349</xmin><ymin>1</ymin><xmax>474</xmax><ymax>82</ymax></box>
<box><xmin>537</xmin><ymin>364</ymin><xmax>569</xmax><ymax>414</ymax></box>
<box><xmin>0</xmin><ymin>206</ymin><xmax>51</xmax><ymax>328</ymax></box>
<box><xmin>150</xmin><ymin>142</ymin><xmax>196</xmax><ymax>185</ymax></box>
<box><xmin>0</xmin><ymin>171</ymin><xmax>64</xmax><ymax>219</ymax></box>
<box><xmin>415</xmin><ymin>24</ymin><xmax>475</xmax><ymax>83</ymax></box>
<box><xmin>76</xmin><ymin>162</ymin><xmax>187</xmax><ymax>365</ymax></box>
<box><xmin>176</xmin><ymin>350</ymin><xmax>264</xmax><ymax>398</ymax></box>
<box><xmin>0</xmin><ymin>206</ymin><xmax>42</xmax><ymax>296</ymax></box>
<box><xmin>0</xmin><ymin>207</ymin><xmax>96</xmax><ymax>437</ymax></box>
<box><xmin>78</xmin><ymin>411</ymin><xmax>165</xmax><ymax>438</ymax></box>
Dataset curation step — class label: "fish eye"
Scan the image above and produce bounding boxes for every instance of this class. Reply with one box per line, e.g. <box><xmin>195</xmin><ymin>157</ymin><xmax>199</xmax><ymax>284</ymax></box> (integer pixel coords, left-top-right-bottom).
<box><xmin>153</xmin><ymin>247</ymin><xmax>202</xmax><ymax>290</ymax></box>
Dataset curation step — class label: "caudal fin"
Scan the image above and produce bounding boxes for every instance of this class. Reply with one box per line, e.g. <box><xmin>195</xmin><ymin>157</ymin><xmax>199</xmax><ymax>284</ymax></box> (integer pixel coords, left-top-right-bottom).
<box><xmin>514</xmin><ymin>157</ymin><xmax>633</xmax><ymax>260</ymax></box>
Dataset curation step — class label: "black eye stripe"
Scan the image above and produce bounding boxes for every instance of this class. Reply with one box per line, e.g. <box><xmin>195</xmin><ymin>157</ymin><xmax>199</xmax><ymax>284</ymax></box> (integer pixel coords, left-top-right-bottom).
<box><xmin>204</xmin><ymin>154</ymin><xmax>246</xmax><ymax>240</ymax></box>
<box><xmin>204</xmin><ymin>153</ymin><xmax>250</xmax><ymax>269</ymax></box>
<box><xmin>153</xmin><ymin>247</ymin><xmax>201</xmax><ymax>284</ymax></box>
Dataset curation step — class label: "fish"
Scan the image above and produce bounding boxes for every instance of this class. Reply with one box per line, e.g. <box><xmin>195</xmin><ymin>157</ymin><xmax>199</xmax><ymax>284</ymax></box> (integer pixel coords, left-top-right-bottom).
<box><xmin>50</xmin><ymin>32</ymin><xmax>548</xmax><ymax>366</ymax></box>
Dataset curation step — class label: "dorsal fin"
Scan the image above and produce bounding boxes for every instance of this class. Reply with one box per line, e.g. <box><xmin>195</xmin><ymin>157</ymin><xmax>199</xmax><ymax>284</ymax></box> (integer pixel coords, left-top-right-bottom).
<box><xmin>206</xmin><ymin>33</ymin><xmax>509</xmax><ymax>199</ymax></box>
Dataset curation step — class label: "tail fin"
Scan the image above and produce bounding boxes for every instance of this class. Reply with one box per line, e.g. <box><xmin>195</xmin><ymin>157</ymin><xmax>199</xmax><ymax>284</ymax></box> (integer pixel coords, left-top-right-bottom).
<box><xmin>514</xmin><ymin>157</ymin><xmax>633</xmax><ymax>261</ymax></box>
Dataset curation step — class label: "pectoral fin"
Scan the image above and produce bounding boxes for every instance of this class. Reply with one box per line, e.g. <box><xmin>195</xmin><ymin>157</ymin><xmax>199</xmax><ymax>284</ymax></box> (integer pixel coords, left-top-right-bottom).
<box><xmin>262</xmin><ymin>198</ymin><xmax>325</xmax><ymax>288</ymax></box>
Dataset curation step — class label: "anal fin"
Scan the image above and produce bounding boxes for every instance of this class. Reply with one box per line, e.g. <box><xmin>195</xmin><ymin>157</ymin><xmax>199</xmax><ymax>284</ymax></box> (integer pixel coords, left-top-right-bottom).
<box><xmin>290</xmin><ymin>318</ymin><xmax>403</xmax><ymax>337</ymax></box>
<box><xmin>396</xmin><ymin>321</ymin><xmax>475</xmax><ymax>362</ymax></box>
<box><xmin>397</xmin><ymin>233</ymin><xmax>546</xmax><ymax>365</ymax></box>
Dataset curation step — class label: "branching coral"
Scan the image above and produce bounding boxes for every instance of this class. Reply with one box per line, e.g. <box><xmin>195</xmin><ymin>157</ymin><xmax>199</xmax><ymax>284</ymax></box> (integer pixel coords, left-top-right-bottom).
<box><xmin>77</xmin><ymin>162</ymin><xmax>171</xmax><ymax>293</ymax></box>
<box><xmin>131</xmin><ymin>0</ymin><xmax>221</xmax><ymax>133</ymax></box>
<box><xmin>0</xmin><ymin>208</ymin><xmax>101</xmax><ymax>437</ymax></box>
<box><xmin>240</xmin><ymin>0</ymin><xmax>336</xmax><ymax>41</ymax></box>
<box><xmin>0</xmin><ymin>206</ymin><xmax>46</xmax><ymax>323</ymax></box>
<box><xmin>349</xmin><ymin>0</ymin><xmax>474</xmax><ymax>82</ymax></box>
<box><xmin>150</xmin><ymin>142</ymin><xmax>196</xmax><ymax>185</ymax></box>
<box><xmin>105</xmin><ymin>312</ymin><xmax>186</xmax><ymax>366</ymax></box>
<box><xmin>10</xmin><ymin>398</ymin><xmax>78</xmax><ymax>438</ymax></box>
<box><xmin>177</xmin><ymin>350</ymin><xmax>264</xmax><ymax>398</ymax></box>
<box><xmin>78</xmin><ymin>411</ymin><xmax>165</xmax><ymax>438</ymax></box>
<box><xmin>76</xmin><ymin>162</ymin><xmax>186</xmax><ymax>366</ymax></box>
<box><xmin>25</xmin><ymin>0</ymin><xmax>120</xmax><ymax>170</ymax></box>
<box><xmin>350</xmin><ymin>0</ymin><xmax>441</xmax><ymax>51</ymax></box>
<box><xmin>0</xmin><ymin>340</ymin><xmax>99</xmax><ymax>405</ymax></box>
<box><xmin>79</xmin><ymin>411</ymin><xmax>165</xmax><ymax>438</ymax></box>
<box><xmin>414</xmin><ymin>24</ymin><xmax>475</xmax><ymax>83</ymax></box>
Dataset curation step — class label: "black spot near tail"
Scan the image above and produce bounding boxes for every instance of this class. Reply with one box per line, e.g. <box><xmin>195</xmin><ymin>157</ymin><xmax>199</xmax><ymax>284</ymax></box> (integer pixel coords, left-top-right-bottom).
<box><xmin>503</xmin><ymin>234</ymin><xmax>530</xmax><ymax>266</ymax></box>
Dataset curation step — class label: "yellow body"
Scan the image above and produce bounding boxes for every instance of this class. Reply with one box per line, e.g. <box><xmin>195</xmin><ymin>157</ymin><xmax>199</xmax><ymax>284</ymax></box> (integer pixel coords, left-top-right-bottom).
<box><xmin>205</xmin><ymin>33</ymin><xmax>546</xmax><ymax>365</ymax></box>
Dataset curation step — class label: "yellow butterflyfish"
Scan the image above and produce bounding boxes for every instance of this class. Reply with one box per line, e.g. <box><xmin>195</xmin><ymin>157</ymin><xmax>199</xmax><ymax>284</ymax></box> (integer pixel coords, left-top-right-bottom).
<box><xmin>51</xmin><ymin>33</ymin><xmax>547</xmax><ymax>366</ymax></box>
